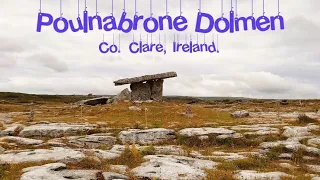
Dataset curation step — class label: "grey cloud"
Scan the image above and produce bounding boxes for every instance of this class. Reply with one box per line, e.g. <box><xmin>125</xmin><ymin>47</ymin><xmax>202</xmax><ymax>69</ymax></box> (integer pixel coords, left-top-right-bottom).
<box><xmin>26</xmin><ymin>53</ymin><xmax>69</xmax><ymax>73</ymax></box>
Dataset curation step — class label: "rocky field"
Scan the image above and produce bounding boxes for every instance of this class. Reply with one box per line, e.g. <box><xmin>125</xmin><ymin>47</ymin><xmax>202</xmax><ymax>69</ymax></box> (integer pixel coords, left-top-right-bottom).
<box><xmin>0</xmin><ymin>96</ymin><xmax>319</xmax><ymax>180</ymax></box>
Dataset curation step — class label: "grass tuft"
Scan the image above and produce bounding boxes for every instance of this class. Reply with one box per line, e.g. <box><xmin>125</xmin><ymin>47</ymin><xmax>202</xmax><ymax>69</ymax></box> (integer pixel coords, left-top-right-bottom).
<box><xmin>297</xmin><ymin>114</ymin><xmax>317</xmax><ymax>124</ymax></box>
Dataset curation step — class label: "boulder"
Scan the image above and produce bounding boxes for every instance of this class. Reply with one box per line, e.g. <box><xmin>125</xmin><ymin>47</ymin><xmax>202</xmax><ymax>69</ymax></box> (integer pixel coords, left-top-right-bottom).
<box><xmin>119</xmin><ymin>128</ymin><xmax>176</xmax><ymax>145</ymax></box>
<box><xmin>231</xmin><ymin>110</ymin><xmax>249</xmax><ymax>118</ymax></box>
<box><xmin>113</xmin><ymin>88</ymin><xmax>131</xmax><ymax>103</ymax></box>
<box><xmin>131</xmin><ymin>155</ymin><xmax>218</xmax><ymax>180</ymax></box>
<box><xmin>19</xmin><ymin>123</ymin><xmax>94</xmax><ymax>138</ymax></box>
<box><xmin>0</xmin><ymin>147</ymin><xmax>85</xmax><ymax>164</ymax></box>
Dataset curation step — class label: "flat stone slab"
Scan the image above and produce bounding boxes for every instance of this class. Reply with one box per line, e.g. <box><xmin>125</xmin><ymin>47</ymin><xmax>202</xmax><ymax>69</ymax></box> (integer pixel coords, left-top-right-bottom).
<box><xmin>20</xmin><ymin>163</ymin><xmax>129</xmax><ymax>180</ymax></box>
<box><xmin>197</xmin><ymin>151</ymin><xmax>247</xmax><ymax>161</ymax></box>
<box><xmin>260</xmin><ymin>139</ymin><xmax>320</xmax><ymax>156</ymax></box>
<box><xmin>131</xmin><ymin>155</ymin><xmax>218</xmax><ymax>180</ymax></box>
<box><xmin>114</xmin><ymin>72</ymin><xmax>177</xmax><ymax>86</ymax></box>
<box><xmin>282</xmin><ymin>124</ymin><xmax>319</xmax><ymax>138</ymax></box>
<box><xmin>234</xmin><ymin>170</ymin><xmax>292</xmax><ymax>180</ymax></box>
<box><xmin>68</xmin><ymin>135</ymin><xmax>116</xmax><ymax>148</ymax></box>
<box><xmin>19</xmin><ymin>123</ymin><xmax>95</xmax><ymax>138</ymax></box>
<box><xmin>119</xmin><ymin>128</ymin><xmax>176</xmax><ymax>145</ymax></box>
<box><xmin>76</xmin><ymin>96</ymin><xmax>110</xmax><ymax>106</ymax></box>
<box><xmin>0</xmin><ymin>136</ymin><xmax>43</xmax><ymax>145</ymax></box>
<box><xmin>178</xmin><ymin>127</ymin><xmax>235</xmax><ymax>137</ymax></box>
<box><xmin>0</xmin><ymin>147</ymin><xmax>85</xmax><ymax>164</ymax></box>
<box><xmin>230</xmin><ymin>124</ymin><xmax>280</xmax><ymax>135</ymax></box>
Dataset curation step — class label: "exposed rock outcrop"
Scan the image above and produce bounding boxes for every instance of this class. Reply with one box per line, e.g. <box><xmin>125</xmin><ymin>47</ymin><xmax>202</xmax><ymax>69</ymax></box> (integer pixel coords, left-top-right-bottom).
<box><xmin>131</xmin><ymin>155</ymin><xmax>218</xmax><ymax>180</ymax></box>
<box><xmin>119</xmin><ymin>128</ymin><xmax>176</xmax><ymax>145</ymax></box>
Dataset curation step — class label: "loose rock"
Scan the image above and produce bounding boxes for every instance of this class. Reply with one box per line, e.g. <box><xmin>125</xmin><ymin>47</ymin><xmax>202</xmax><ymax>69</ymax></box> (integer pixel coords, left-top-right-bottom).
<box><xmin>231</xmin><ymin>110</ymin><xmax>249</xmax><ymax>118</ymax></box>
<box><xmin>112</xmin><ymin>88</ymin><xmax>131</xmax><ymax>103</ymax></box>
<box><xmin>128</xmin><ymin>106</ymin><xmax>142</xmax><ymax>111</ymax></box>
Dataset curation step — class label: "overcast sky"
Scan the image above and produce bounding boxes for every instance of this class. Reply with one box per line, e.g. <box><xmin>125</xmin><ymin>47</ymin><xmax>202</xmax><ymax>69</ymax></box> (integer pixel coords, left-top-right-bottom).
<box><xmin>0</xmin><ymin>0</ymin><xmax>319</xmax><ymax>99</ymax></box>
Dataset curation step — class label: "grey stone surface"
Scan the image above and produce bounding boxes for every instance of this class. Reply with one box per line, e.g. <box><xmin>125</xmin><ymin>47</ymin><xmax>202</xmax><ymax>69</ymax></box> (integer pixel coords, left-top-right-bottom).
<box><xmin>68</xmin><ymin>135</ymin><xmax>116</xmax><ymax>148</ymax></box>
<box><xmin>119</xmin><ymin>128</ymin><xmax>176</xmax><ymax>145</ymax></box>
<box><xmin>20</xmin><ymin>163</ymin><xmax>129</xmax><ymax>180</ymax></box>
<box><xmin>18</xmin><ymin>123</ymin><xmax>94</xmax><ymax>138</ymax></box>
<box><xmin>148</xmin><ymin>79</ymin><xmax>164</xmax><ymax>101</ymax></box>
<box><xmin>130</xmin><ymin>82</ymin><xmax>151</xmax><ymax>101</ymax></box>
<box><xmin>114</xmin><ymin>72</ymin><xmax>177</xmax><ymax>85</ymax></box>
<box><xmin>131</xmin><ymin>155</ymin><xmax>217</xmax><ymax>180</ymax></box>
<box><xmin>113</xmin><ymin>88</ymin><xmax>131</xmax><ymax>103</ymax></box>
<box><xmin>231</xmin><ymin>110</ymin><xmax>249</xmax><ymax>118</ymax></box>
<box><xmin>234</xmin><ymin>170</ymin><xmax>292</xmax><ymax>180</ymax></box>
<box><xmin>0</xmin><ymin>147</ymin><xmax>85</xmax><ymax>164</ymax></box>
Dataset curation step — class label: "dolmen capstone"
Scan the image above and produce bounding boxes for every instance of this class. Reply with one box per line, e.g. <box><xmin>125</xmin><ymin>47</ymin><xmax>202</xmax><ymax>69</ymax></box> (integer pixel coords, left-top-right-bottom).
<box><xmin>114</xmin><ymin>72</ymin><xmax>177</xmax><ymax>101</ymax></box>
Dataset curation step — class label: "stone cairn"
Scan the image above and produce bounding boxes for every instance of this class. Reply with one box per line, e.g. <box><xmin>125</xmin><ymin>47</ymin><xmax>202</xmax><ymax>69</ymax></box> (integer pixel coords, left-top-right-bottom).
<box><xmin>114</xmin><ymin>72</ymin><xmax>177</xmax><ymax>101</ymax></box>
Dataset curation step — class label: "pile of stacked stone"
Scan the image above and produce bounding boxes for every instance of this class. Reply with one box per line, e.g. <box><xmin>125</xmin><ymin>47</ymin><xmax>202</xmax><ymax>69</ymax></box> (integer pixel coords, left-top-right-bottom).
<box><xmin>114</xmin><ymin>72</ymin><xmax>177</xmax><ymax>101</ymax></box>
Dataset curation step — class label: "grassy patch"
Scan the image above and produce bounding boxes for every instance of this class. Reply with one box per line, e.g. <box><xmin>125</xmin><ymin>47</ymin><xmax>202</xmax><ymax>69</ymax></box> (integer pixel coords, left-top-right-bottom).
<box><xmin>217</xmin><ymin>156</ymin><xmax>270</xmax><ymax>171</ymax></box>
<box><xmin>205</xmin><ymin>169</ymin><xmax>235</xmax><ymax>180</ymax></box>
<box><xmin>297</xmin><ymin>114</ymin><xmax>317</xmax><ymax>124</ymax></box>
<box><xmin>140</xmin><ymin>145</ymin><xmax>156</xmax><ymax>156</ymax></box>
<box><xmin>106</xmin><ymin>144</ymin><xmax>144</xmax><ymax>169</ymax></box>
<box><xmin>0</xmin><ymin>161</ymin><xmax>53</xmax><ymax>180</ymax></box>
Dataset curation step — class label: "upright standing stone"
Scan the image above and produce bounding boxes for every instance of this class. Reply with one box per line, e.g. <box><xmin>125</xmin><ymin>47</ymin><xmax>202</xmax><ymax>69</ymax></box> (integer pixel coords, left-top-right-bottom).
<box><xmin>130</xmin><ymin>82</ymin><xmax>151</xmax><ymax>101</ymax></box>
<box><xmin>148</xmin><ymin>79</ymin><xmax>164</xmax><ymax>101</ymax></box>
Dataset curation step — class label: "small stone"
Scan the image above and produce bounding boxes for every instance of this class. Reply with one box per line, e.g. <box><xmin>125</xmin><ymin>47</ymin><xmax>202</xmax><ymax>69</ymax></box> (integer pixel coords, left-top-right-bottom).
<box><xmin>110</xmin><ymin>165</ymin><xmax>128</xmax><ymax>174</ymax></box>
<box><xmin>198</xmin><ymin>135</ymin><xmax>209</xmax><ymax>140</ymax></box>
<box><xmin>231</xmin><ymin>110</ymin><xmax>249</xmax><ymax>118</ymax></box>
<box><xmin>128</xmin><ymin>106</ymin><xmax>142</xmax><ymax>111</ymax></box>
<box><xmin>279</xmin><ymin>163</ymin><xmax>298</xmax><ymax>169</ymax></box>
